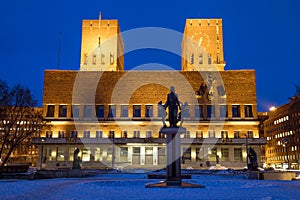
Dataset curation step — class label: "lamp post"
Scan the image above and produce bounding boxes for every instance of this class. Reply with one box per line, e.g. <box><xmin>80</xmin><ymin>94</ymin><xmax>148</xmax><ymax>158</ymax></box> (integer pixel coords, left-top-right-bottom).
<box><xmin>283</xmin><ymin>138</ymin><xmax>289</xmax><ymax>169</ymax></box>
<box><xmin>245</xmin><ymin>133</ymin><xmax>249</xmax><ymax>169</ymax></box>
<box><xmin>40</xmin><ymin>139</ymin><xmax>44</xmax><ymax>170</ymax></box>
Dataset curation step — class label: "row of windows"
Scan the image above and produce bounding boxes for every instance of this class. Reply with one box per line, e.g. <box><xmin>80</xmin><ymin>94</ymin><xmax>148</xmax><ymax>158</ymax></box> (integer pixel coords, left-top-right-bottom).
<box><xmin>268</xmin><ymin>154</ymin><xmax>300</xmax><ymax>162</ymax></box>
<box><xmin>45</xmin><ymin>130</ymin><xmax>254</xmax><ymax>139</ymax></box>
<box><xmin>268</xmin><ymin>145</ymin><xmax>299</xmax><ymax>155</ymax></box>
<box><xmin>46</xmin><ymin>104</ymin><xmax>254</xmax><ymax>119</ymax></box>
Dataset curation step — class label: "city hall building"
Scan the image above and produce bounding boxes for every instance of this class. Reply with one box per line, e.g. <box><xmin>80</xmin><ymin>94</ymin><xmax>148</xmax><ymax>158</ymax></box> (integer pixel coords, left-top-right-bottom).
<box><xmin>33</xmin><ymin>15</ymin><xmax>266</xmax><ymax>170</ymax></box>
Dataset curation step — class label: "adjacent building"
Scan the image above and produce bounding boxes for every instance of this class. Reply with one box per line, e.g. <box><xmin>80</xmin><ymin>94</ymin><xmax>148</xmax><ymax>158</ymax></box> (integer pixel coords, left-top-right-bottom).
<box><xmin>33</xmin><ymin>16</ymin><xmax>266</xmax><ymax>170</ymax></box>
<box><xmin>264</xmin><ymin>90</ymin><xmax>300</xmax><ymax>169</ymax></box>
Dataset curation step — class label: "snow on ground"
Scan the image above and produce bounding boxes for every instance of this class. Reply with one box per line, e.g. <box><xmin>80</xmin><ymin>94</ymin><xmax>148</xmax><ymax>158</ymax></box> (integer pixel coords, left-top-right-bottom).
<box><xmin>1</xmin><ymin>173</ymin><xmax>300</xmax><ymax>200</ymax></box>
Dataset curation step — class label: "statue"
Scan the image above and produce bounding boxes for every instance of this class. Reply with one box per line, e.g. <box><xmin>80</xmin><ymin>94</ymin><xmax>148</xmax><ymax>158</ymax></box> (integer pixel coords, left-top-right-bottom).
<box><xmin>178</xmin><ymin>102</ymin><xmax>188</xmax><ymax>127</ymax></box>
<box><xmin>248</xmin><ymin>147</ymin><xmax>258</xmax><ymax>171</ymax></box>
<box><xmin>158</xmin><ymin>101</ymin><xmax>167</xmax><ymax>127</ymax></box>
<box><xmin>72</xmin><ymin>148</ymin><xmax>82</xmax><ymax>169</ymax></box>
<box><xmin>164</xmin><ymin>86</ymin><xmax>181</xmax><ymax>127</ymax></box>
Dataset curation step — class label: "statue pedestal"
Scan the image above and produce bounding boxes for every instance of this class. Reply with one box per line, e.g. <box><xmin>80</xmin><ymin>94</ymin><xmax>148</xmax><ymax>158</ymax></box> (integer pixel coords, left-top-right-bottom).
<box><xmin>146</xmin><ymin>127</ymin><xmax>204</xmax><ymax>188</ymax></box>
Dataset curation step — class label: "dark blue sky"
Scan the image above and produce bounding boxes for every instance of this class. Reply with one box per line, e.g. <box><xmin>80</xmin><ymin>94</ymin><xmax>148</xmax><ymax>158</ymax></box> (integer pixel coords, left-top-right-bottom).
<box><xmin>1</xmin><ymin>0</ymin><xmax>300</xmax><ymax>111</ymax></box>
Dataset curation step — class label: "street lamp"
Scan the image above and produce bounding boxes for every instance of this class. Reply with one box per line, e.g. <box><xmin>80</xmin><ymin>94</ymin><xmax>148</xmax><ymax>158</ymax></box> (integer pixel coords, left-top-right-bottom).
<box><xmin>40</xmin><ymin>139</ymin><xmax>44</xmax><ymax>170</ymax></box>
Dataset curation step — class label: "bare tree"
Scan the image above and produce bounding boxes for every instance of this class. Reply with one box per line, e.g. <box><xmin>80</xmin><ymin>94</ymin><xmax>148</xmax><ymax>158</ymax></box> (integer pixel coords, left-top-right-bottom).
<box><xmin>0</xmin><ymin>80</ymin><xmax>44</xmax><ymax>171</ymax></box>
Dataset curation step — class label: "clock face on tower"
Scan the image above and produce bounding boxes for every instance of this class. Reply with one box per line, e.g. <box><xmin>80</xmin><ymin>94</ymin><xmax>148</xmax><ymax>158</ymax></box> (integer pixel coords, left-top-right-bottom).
<box><xmin>191</xmin><ymin>32</ymin><xmax>211</xmax><ymax>50</ymax></box>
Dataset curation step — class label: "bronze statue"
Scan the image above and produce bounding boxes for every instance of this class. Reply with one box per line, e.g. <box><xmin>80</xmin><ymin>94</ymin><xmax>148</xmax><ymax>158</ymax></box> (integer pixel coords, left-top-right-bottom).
<box><xmin>164</xmin><ymin>86</ymin><xmax>181</xmax><ymax>127</ymax></box>
<box><xmin>72</xmin><ymin>148</ymin><xmax>82</xmax><ymax>169</ymax></box>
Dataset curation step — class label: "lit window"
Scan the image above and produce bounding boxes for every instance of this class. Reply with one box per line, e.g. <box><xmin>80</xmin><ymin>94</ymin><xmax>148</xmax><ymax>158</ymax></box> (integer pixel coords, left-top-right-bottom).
<box><xmin>221</xmin><ymin>131</ymin><xmax>228</xmax><ymax>139</ymax></box>
<box><xmin>247</xmin><ymin>131</ymin><xmax>254</xmax><ymax>138</ymax></box>
<box><xmin>196</xmin><ymin>131</ymin><xmax>203</xmax><ymax>139</ymax></box>
<box><xmin>46</xmin><ymin>131</ymin><xmax>53</xmax><ymax>138</ymax></box>
<box><xmin>208</xmin><ymin>130</ymin><xmax>215</xmax><ymax>138</ymax></box>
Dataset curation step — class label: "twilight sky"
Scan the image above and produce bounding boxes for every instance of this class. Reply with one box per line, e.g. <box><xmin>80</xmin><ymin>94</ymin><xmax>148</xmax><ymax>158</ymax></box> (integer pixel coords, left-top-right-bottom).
<box><xmin>0</xmin><ymin>0</ymin><xmax>299</xmax><ymax>111</ymax></box>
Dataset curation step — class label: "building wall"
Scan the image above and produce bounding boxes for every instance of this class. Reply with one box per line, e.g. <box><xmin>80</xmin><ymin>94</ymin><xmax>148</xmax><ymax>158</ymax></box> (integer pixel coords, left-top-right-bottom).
<box><xmin>264</xmin><ymin>95</ymin><xmax>300</xmax><ymax>169</ymax></box>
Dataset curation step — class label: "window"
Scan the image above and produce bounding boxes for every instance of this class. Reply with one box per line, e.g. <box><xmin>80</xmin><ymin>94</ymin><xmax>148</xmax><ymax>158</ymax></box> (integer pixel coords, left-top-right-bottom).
<box><xmin>110</xmin><ymin>53</ymin><xmax>114</xmax><ymax>65</ymax></box>
<box><xmin>83</xmin><ymin>130</ymin><xmax>90</xmax><ymax>138</ymax></box>
<box><xmin>234</xmin><ymin>148</ymin><xmax>242</xmax><ymax>161</ymax></box>
<box><xmin>208</xmin><ymin>147</ymin><xmax>217</xmax><ymax>161</ymax></box>
<box><xmin>244</xmin><ymin>105</ymin><xmax>253</xmax><ymax>118</ymax></box>
<box><xmin>101</xmin><ymin>54</ymin><xmax>105</xmax><ymax>65</ymax></box>
<box><xmin>184</xmin><ymin>131</ymin><xmax>190</xmax><ymax>138</ymax></box>
<box><xmin>234</xmin><ymin>131</ymin><xmax>240</xmax><ymax>138</ymax></box>
<box><xmin>83</xmin><ymin>53</ymin><xmax>88</xmax><ymax>65</ymax></box>
<box><xmin>182</xmin><ymin>147</ymin><xmax>191</xmax><ymax>161</ymax></box>
<box><xmin>133</xmin><ymin>105</ymin><xmax>141</xmax><ymax>118</ymax></box>
<box><xmin>247</xmin><ymin>130</ymin><xmax>254</xmax><ymax>138</ymax></box>
<box><xmin>221</xmin><ymin>131</ymin><xmax>228</xmax><ymax>139</ymax></box>
<box><xmin>133</xmin><ymin>147</ymin><xmax>140</xmax><ymax>154</ymax></box>
<box><xmin>59</xmin><ymin>105</ymin><xmax>67</xmax><ymax>117</ymax></box>
<box><xmin>96</xmin><ymin>105</ymin><xmax>104</xmax><ymax>118</ymax></box>
<box><xmin>221</xmin><ymin>148</ymin><xmax>229</xmax><ymax>161</ymax></box>
<box><xmin>190</xmin><ymin>53</ymin><xmax>194</xmax><ymax>64</ymax></box>
<box><xmin>208</xmin><ymin>130</ymin><xmax>215</xmax><ymax>138</ymax></box>
<box><xmin>121</xmin><ymin>105</ymin><xmax>128</xmax><ymax>118</ymax></box>
<box><xmin>92</xmin><ymin>54</ymin><xmax>96</xmax><ymax>65</ymax></box>
<box><xmin>145</xmin><ymin>105</ymin><xmax>153</xmax><ymax>118</ymax></box>
<box><xmin>207</xmin><ymin>105</ymin><xmax>215</xmax><ymax>118</ymax></box>
<box><xmin>120</xmin><ymin>147</ymin><xmax>128</xmax><ymax>157</ymax></box>
<box><xmin>46</xmin><ymin>131</ymin><xmax>53</xmax><ymax>138</ymax></box>
<box><xmin>82</xmin><ymin>147</ymin><xmax>91</xmax><ymax>161</ymax></box>
<box><xmin>46</xmin><ymin>105</ymin><xmax>55</xmax><ymax>117</ymax></box>
<box><xmin>71</xmin><ymin>130</ymin><xmax>78</xmax><ymax>138</ymax></box>
<box><xmin>84</xmin><ymin>105</ymin><xmax>92</xmax><ymax>118</ymax></box>
<box><xmin>219</xmin><ymin>105</ymin><xmax>228</xmax><ymax>118</ymax></box>
<box><xmin>109</xmin><ymin>105</ymin><xmax>116</xmax><ymax>118</ymax></box>
<box><xmin>194</xmin><ymin>105</ymin><xmax>203</xmax><ymax>118</ymax></box>
<box><xmin>109</xmin><ymin>130</ymin><xmax>115</xmax><ymax>138</ymax></box>
<box><xmin>232</xmin><ymin>105</ymin><xmax>241</xmax><ymax>118</ymax></box>
<box><xmin>145</xmin><ymin>147</ymin><xmax>153</xmax><ymax>154</ymax></box>
<box><xmin>199</xmin><ymin>54</ymin><xmax>203</xmax><ymax>64</ymax></box>
<box><xmin>72</xmin><ymin>105</ymin><xmax>80</xmax><ymax>118</ymax></box>
<box><xmin>121</xmin><ymin>131</ymin><xmax>127</xmax><ymax>138</ymax></box>
<box><xmin>58</xmin><ymin>130</ymin><xmax>65</xmax><ymax>138</ymax></box>
<box><xmin>96</xmin><ymin>130</ymin><xmax>103</xmax><ymax>138</ymax></box>
<box><xmin>208</xmin><ymin>54</ymin><xmax>212</xmax><ymax>65</ymax></box>
<box><xmin>146</xmin><ymin>130</ymin><xmax>152</xmax><ymax>138</ymax></box>
<box><xmin>57</xmin><ymin>147</ymin><xmax>65</xmax><ymax>161</ymax></box>
<box><xmin>217</xmin><ymin>86</ymin><xmax>226</xmax><ymax>96</ymax></box>
<box><xmin>158</xmin><ymin>147</ymin><xmax>166</xmax><ymax>155</ymax></box>
<box><xmin>196</xmin><ymin>131</ymin><xmax>203</xmax><ymax>139</ymax></box>
<box><xmin>196</xmin><ymin>148</ymin><xmax>204</xmax><ymax>161</ymax></box>
<box><xmin>133</xmin><ymin>130</ymin><xmax>140</xmax><ymax>138</ymax></box>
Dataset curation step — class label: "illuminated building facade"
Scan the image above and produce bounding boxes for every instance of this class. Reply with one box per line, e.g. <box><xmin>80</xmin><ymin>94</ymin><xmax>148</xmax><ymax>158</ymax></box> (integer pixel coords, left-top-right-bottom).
<box><xmin>264</xmin><ymin>92</ymin><xmax>300</xmax><ymax>169</ymax></box>
<box><xmin>33</xmin><ymin>16</ymin><xmax>266</xmax><ymax>170</ymax></box>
